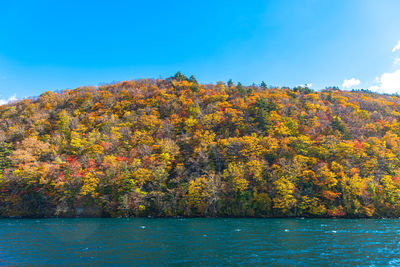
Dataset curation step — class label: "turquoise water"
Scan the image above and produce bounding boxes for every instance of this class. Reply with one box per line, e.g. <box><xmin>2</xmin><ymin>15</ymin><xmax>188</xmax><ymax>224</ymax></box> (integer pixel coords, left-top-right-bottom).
<box><xmin>1</xmin><ymin>218</ymin><xmax>400</xmax><ymax>266</ymax></box>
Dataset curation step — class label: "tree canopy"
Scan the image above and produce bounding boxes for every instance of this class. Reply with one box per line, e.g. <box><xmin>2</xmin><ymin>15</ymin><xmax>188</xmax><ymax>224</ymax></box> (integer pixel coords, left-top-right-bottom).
<box><xmin>1</xmin><ymin>74</ymin><xmax>400</xmax><ymax>218</ymax></box>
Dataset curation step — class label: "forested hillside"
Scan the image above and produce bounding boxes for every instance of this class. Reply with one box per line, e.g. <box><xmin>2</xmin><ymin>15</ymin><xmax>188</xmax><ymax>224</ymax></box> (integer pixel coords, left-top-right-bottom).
<box><xmin>2</xmin><ymin>73</ymin><xmax>400</xmax><ymax>218</ymax></box>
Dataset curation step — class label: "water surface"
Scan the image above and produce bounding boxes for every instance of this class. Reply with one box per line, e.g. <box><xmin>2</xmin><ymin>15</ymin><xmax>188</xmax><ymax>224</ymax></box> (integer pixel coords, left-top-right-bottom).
<box><xmin>1</xmin><ymin>218</ymin><xmax>400</xmax><ymax>265</ymax></box>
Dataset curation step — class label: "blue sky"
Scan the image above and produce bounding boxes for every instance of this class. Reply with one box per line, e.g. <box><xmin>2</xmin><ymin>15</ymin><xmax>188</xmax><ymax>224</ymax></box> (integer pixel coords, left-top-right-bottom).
<box><xmin>1</xmin><ymin>0</ymin><xmax>400</xmax><ymax>103</ymax></box>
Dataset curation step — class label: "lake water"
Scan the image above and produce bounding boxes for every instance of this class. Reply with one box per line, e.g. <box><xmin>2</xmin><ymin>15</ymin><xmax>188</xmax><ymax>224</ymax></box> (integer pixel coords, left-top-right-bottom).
<box><xmin>1</xmin><ymin>218</ymin><xmax>400</xmax><ymax>265</ymax></box>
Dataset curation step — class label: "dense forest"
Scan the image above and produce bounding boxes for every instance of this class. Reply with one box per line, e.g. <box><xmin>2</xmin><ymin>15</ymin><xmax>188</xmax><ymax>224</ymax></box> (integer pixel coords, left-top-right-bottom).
<box><xmin>1</xmin><ymin>73</ymin><xmax>400</xmax><ymax>218</ymax></box>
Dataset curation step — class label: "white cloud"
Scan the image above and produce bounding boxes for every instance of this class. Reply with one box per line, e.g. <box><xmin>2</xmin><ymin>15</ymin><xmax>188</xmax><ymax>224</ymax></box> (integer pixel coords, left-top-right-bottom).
<box><xmin>0</xmin><ymin>94</ymin><xmax>17</xmax><ymax>105</ymax></box>
<box><xmin>369</xmin><ymin>69</ymin><xmax>400</xmax><ymax>94</ymax></box>
<box><xmin>342</xmin><ymin>78</ymin><xmax>361</xmax><ymax>89</ymax></box>
<box><xmin>361</xmin><ymin>40</ymin><xmax>400</xmax><ymax>94</ymax></box>
<box><xmin>296</xmin><ymin>83</ymin><xmax>312</xmax><ymax>88</ymax></box>
<box><xmin>393</xmin><ymin>40</ymin><xmax>400</xmax><ymax>53</ymax></box>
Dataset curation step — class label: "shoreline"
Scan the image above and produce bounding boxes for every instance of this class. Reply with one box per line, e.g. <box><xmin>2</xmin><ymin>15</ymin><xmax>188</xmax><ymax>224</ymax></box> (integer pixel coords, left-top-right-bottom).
<box><xmin>0</xmin><ymin>215</ymin><xmax>396</xmax><ymax>219</ymax></box>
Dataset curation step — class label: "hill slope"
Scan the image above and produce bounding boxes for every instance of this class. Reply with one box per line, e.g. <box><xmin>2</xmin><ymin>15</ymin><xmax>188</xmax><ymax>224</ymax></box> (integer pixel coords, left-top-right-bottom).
<box><xmin>1</xmin><ymin>74</ymin><xmax>400</xmax><ymax>217</ymax></box>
